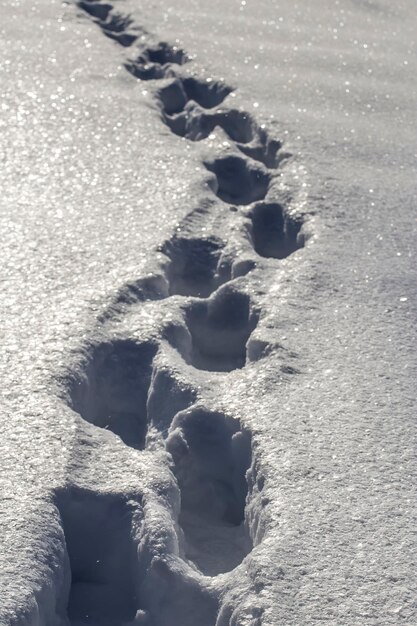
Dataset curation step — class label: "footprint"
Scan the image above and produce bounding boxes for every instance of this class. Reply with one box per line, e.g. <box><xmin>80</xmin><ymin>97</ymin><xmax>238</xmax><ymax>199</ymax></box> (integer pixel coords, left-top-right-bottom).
<box><xmin>156</xmin><ymin>77</ymin><xmax>232</xmax><ymax>117</ymax></box>
<box><xmin>249</xmin><ymin>202</ymin><xmax>304</xmax><ymax>259</ymax></box>
<box><xmin>56</xmin><ymin>489</ymin><xmax>142</xmax><ymax>625</ymax></box>
<box><xmin>206</xmin><ymin>155</ymin><xmax>270</xmax><ymax>206</ymax></box>
<box><xmin>78</xmin><ymin>1</ymin><xmax>112</xmax><ymax>21</ymax></box>
<box><xmin>156</xmin><ymin>79</ymin><xmax>189</xmax><ymax>114</ymax></box>
<box><xmin>182</xmin><ymin>77</ymin><xmax>233</xmax><ymax>108</ymax></box>
<box><xmin>100</xmin><ymin>14</ymin><xmax>138</xmax><ymax>47</ymax></box>
<box><xmin>166</xmin><ymin>406</ymin><xmax>253</xmax><ymax>576</ymax></box>
<box><xmin>125</xmin><ymin>59</ymin><xmax>167</xmax><ymax>81</ymax></box>
<box><xmin>144</xmin><ymin>42</ymin><xmax>189</xmax><ymax>66</ymax></box>
<box><xmin>125</xmin><ymin>42</ymin><xmax>189</xmax><ymax>80</ymax></box>
<box><xmin>69</xmin><ymin>339</ymin><xmax>157</xmax><ymax>450</ymax></box>
<box><xmin>161</xmin><ymin>235</ymin><xmax>231</xmax><ymax>298</ymax></box>
<box><xmin>170</xmin><ymin>289</ymin><xmax>259</xmax><ymax>372</ymax></box>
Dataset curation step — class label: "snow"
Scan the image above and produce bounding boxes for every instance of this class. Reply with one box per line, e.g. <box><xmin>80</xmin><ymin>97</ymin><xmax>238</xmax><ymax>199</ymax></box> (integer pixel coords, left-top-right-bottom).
<box><xmin>0</xmin><ymin>0</ymin><xmax>416</xmax><ymax>625</ymax></box>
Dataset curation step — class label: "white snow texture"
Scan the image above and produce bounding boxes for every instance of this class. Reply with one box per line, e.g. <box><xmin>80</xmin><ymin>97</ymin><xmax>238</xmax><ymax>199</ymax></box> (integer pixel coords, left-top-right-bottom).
<box><xmin>0</xmin><ymin>0</ymin><xmax>416</xmax><ymax>625</ymax></box>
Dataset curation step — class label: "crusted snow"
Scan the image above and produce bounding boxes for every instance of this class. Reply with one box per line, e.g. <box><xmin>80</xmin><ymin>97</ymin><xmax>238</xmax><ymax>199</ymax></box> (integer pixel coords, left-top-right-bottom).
<box><xmin>0</xmin><ymin>0</ymin><xmax>416</xmax><ymax>625</ymax></box>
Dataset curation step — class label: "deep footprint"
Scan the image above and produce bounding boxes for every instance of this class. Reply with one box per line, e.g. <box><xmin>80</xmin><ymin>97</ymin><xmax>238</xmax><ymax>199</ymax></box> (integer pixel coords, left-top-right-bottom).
<box><xmin>162</xmin><ymin>235</ymin><xmax>231</xmax><ymax>298</ymax></box>
<box><xmin>249</xmin><ymin>202</ymin><xmax>304</xmax><ymax>259</ymax></box>
<box><xmin>78</xmin><ymin>1</ymin><xmax>112</xmax><ymax>21</ymax></box>
<box><xmin>56</xmin><ymin>489</ymin><xmax>142</xmax><ymax>626</ymax></box>
<box><xmin>206</xmin><ymin>155</ymin><xmax>270</xmax><ymax>206</ymax></box>
<box><xmin>169</xmin><ymin>289</ymin><xmax>259</xmax><ymax>372</ymax></box>
<box><xmin>125</xmin><ymin>43</ymin><xmax>189</xmax><ymax>81</ymax></box>
<box><xmin>182</xmin><ymin>77</ymin><xmax>233</xmax><ymax>108</ymax></box>
<box><xmin>69</xmin><ymin>339</ymin><xmax>157</xmax><ymax>449</ymax></box>
<box><xmin>166</xmin><ymin>407</ymin><xmax>253</xmax><ymax>576</ymax></box>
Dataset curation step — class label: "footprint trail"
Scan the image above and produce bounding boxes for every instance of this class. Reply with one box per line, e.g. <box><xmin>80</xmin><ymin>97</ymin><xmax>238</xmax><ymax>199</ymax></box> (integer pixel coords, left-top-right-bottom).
<box><xmin>57</xmin><ymin>2</ymin><xmax>309</xmax><ymax>624</ymax></box>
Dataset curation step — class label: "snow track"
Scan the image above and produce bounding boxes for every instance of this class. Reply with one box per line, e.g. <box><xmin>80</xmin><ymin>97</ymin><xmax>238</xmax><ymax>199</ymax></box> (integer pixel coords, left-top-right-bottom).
<box><xmin>55</xmin><ymin>1</ymin><xmax>309</xmax><ymax>624</ymax></box>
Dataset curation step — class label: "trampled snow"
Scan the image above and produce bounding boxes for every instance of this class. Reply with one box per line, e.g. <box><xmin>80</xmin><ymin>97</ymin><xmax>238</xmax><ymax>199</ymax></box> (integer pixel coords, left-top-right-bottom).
<box><xmin>0</xmin><ymin>0</ymin><xmax>416</xmax><ymax>625</ymax></box>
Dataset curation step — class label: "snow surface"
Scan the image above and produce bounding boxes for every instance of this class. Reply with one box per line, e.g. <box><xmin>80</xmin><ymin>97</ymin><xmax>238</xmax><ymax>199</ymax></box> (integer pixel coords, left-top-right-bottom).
<box><xmin>0</xmin><ymin>0</ymin><xmax>416</xmax><ymax>625</ymax></box>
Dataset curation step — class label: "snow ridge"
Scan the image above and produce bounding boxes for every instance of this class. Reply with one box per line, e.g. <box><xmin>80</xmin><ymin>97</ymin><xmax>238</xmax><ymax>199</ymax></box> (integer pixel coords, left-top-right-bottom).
<box><xmin>56</xmin><ymin>2</ymin><xmax>308</xmax><ymax>624</ymax></box>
